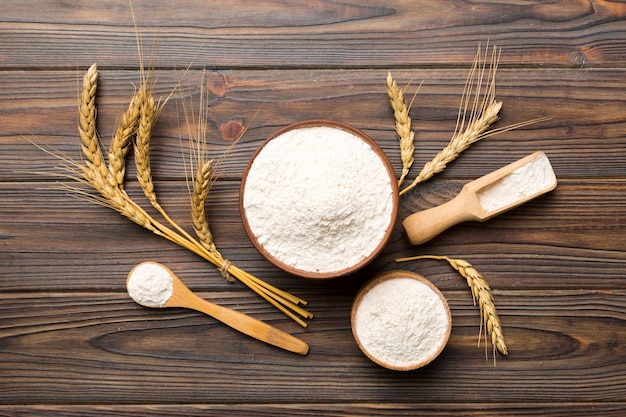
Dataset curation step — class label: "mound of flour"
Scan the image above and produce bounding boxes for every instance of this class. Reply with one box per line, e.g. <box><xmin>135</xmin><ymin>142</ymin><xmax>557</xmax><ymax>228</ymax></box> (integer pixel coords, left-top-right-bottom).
<box><xmin>353</xmin><ymin>276</ymin><xmax>450</xmax><ymax>369</ymax></box>
<box><xmin>478</xmin><ymin>152</ymin><xmax>556</xmax><ymax>212</ymax></box>
<box><xmin>242</xmin><ymin>125</ymin><xmax>394</xmax><ymax>274</ymax></box>
<box><xmin>127</xmin><ymin>262</ymin><xmax>173</xmax><ymax>307</ymax></box>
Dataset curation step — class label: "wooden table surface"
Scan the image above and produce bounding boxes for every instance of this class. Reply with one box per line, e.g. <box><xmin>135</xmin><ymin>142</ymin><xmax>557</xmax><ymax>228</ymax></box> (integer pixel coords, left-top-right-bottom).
<box><xmin>2</xmin><ymin>1</ymin><xmax>626</xmax><ymax>415</ymax></box>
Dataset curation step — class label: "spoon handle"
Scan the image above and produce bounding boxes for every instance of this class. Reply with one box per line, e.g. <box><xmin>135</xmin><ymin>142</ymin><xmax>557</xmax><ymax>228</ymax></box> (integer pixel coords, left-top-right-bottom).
<box><xmin>402</xmin><ymin>186</ymin><xmax>480</xmax><ymax>245</ymax></box>
<box><xmin>172</xmin><ymin>288</ymin><xmax>309</xmax><ymax>355</ymax></box>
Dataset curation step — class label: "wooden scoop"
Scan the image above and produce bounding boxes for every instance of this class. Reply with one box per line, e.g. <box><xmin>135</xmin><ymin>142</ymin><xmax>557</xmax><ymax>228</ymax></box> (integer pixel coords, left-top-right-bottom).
<box><xmin>402</xmin><ymin>152</ymin><xmax>557</xmax><ymax>245</ymax></box>
<box><xmin>126</xmin><ymin>262</ymin><xmax>309</xmax><ymax>355</ymax></box>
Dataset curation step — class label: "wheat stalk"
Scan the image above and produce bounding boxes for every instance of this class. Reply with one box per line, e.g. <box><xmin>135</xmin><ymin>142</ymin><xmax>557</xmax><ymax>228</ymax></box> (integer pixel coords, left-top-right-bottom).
<box><xmin>60</xmin><ymin>64</ymin><xmax>313</xmax><ymax>327</ymax></box>
<box><xmin>174</xmin><ymin>73</ymin><xmax>315</xmax><ymax>322</ymax></box>
<box><xmin>134</xmin><ymin>85</ymin><xmax>159</xmax><ymax>207</ymax></box>
<box><xmin>108</xmin><ymin>90</ymin><xmax>141</xmax><ymax>189</ymax></box>
<box><xmin>191</xmin><ymin>159</ymin><xmax>218</xmax><ymax>254</ymax></box>
<box><xmin>396</xmin><ymin>254</ymin><xmax>508</xmax><ymax>360</ymax></box>
<box><xmin>386</xmin><ymin>72</ymin><xmax>417</xmax><ymax>187</ymax></box>
<box><xmin>131</xmin><ymin>86</ymin><xmax>207</xmax><ymax>247</ymax></box>
<box><xmin>78</xmin><ymin>64</ymin><xmax>109</xmax><ymax>182</ymax></box>
<box><xmin>400</xmin><ymin>100</ymin><xmax>502</xmax><ymax>196</ymax></box>
<box><xmin>399</xmin><ymin>45</ymin><xmax>501</xmax><ymax>195</ymax></box>
<box><xmin>181</xmin><ymin>71</ymin><xmax>219</xmax><ymax>255</ymax></box>
<box><xmin>396</xmin><ymin>44</ymin><xmax>551</xmax><ymax>196</ymax></box>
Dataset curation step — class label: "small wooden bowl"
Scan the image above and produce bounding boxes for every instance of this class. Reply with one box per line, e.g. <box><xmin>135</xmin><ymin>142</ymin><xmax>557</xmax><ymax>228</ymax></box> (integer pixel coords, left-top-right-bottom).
<box><xmin>351</xmin><ymin>271</ymin><xmax>452</xmax><ymax>371</ymax></box>
<box><xmin>240</xmin><ymin>120</ymin><xmax>399</xmax><ymax>279</ymax></box>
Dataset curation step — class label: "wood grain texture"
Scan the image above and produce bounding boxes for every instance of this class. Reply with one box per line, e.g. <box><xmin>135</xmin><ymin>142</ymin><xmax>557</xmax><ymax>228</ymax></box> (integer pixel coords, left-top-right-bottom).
<box><xmin>2</xmin><ymin>68</ymin><xmax>626</xmax><ymax>182</ymax></box>
<box><xmin>1</xmin><ymin>179</ymin><xmax>625</xmax><ymax>291</ymax></box>
<box><xmin>1</xmin><ymin>291</ymin><xmax>626</xmax><ymax>404</ymax></box>
<box><xmin>2</xmin><ymin>404</ymin><xmax>626</xmax><ymax>417</ymax></box>
<box><xmin>1</xmin><ymin>0</ymin><xmax>626</xmax><ymax>68</ymax></box>
<box><xmin>2</xmin><ymin>0</ymin><xmax>626</xmax><ymax>415</ymax></box>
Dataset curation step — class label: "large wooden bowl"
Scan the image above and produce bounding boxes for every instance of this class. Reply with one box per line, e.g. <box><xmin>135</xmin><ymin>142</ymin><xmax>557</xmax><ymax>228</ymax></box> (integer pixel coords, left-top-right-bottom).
<box><xmin>240</xmin><ymin>119</ymin><xmax>399</xmax><ymax>279</ymax></box>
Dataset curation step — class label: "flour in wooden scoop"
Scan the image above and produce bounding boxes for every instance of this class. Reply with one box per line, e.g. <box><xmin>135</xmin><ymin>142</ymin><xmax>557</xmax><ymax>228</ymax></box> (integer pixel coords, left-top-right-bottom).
<box><xmin>242</xmin><ymin>125</ymin><xmax>395</xmax><ymax>275</ymax></box>
<box><xmin>478</xmin><ymin>152</ymin><xmax>556</xmax><ymax>213</ymax></box>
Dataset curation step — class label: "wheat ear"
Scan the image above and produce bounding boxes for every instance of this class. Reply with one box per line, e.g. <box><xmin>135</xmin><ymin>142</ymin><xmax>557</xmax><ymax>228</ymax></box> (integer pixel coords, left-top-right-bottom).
<box><xmin>181</xmin><ymin>71</ymin><xmax>218</xmax><ymax>255</ymax></box>
<box><xmin>75</xmin><ymin>66</ymin><xmax>156</xmax><ymax>231</ymax></box>
<box><xmin>396</xmin><ymin>254</ymin><xmax>508</xmax><ymax>358</ymax></box>
<box><xmin>399</xmin><ymin>44</ymin><xmax>501</xmax><ymax>196</ymax></box>
<box><xmin>108</xmin><ymin>91</ymin><xmax>141</xmax><ymax>188</ymax></box>
<box><xmin>78</xmin><ymin>64</ymin><xmax>109</xmax><ymax>182</ymax></box>
<box><xmin>133</xmin><ymin>86</ymin><xmax>195</xmax><ymax>242</ymax></box>
<box><xmin>191</xmin><ymin>159</ymin><xmax>218</xmax><ymax>254</ymax></box>
<box><xmin>400</xmin><ymin>100</ymin><xmax>502</xmax><ymax>196</ymax></box>
<box><xmin>134</xmin><ymin>86</ymin><xmax>159</xmax><ymax>207</ymax></box>
<box><xmin>70</xmin><ymin>65</ymin><xmax>313</xmax><ymax>327</ymax></box>
<box><xmin>386</xmin><ymin>72</ymin><xmax>417</xmax><ymax>187</ymax></box>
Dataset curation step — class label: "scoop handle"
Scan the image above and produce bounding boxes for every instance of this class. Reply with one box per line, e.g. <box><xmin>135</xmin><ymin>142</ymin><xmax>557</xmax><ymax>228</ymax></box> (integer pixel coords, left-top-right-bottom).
<box><xmin>180</xmin><ymin>290</ymin><xmax>309</xmax><ymax>355</ymax></box>
<box><xmin>402</xmin><ymin>188</ymin><xmax>479</xmax><ymax>245</ymax></box>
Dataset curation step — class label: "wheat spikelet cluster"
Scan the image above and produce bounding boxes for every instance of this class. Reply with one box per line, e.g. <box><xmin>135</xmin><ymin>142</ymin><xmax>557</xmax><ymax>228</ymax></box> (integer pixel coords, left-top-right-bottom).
<box><xmin>78</xmin><ymin>65</ymin><xmax>108</xmax><ymax>182</ymax></box>
<box><xmin>389</xmin><ymin>44</ymin><xmax>502</xmax><ymax>196</ymax></box>
<box><xmin>439</xmin><ymin>256</ymin><xmax>507</xmax><ymax>356</ymax></box>
<box><xmin>108</xmin><ymin>92</ymin><xmax>141</xmax><ymax>188</ymax></box>
<box><xmin>134</xmin><ymin>86</ymin><xmax>159</xmax><ymax>207</ymax></box>
<box><xmin>386</xmin><ymin>72</ymin><xmax>416</xmax><ymax>187</ymax></box>
<box><xmin>395</xmin><ymin>254</ymin><xmax>508</xmax><ymax>360</ymax></box>
<box><xmin>50</xmin><ymin>63</ymin><xmax>312</xmax><ymax>327</ymax></box>
<box><xmin>191</xmin><ymin>160</ymin><xmax>218</xmax><ymax>254</ymax></box>
<box><xmin>389</xmin><ymin>44</ymin><xmax>549</xmax><ymax>195</ymax></box>
<box><xmin>404</xmin><ymin>100</ymin><xmax>501</xmax><ymax>193</ymax></box>
<box><xmin>180</xmin><ymin>72</ymin><xmax>221</xmax><ymax>257</ymax></box>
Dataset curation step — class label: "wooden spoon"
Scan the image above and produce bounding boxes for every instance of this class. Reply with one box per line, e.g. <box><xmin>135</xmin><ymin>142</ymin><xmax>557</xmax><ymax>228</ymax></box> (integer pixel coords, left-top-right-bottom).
<box><xmin>402</xmin><ymin>152</ymin><xmax>557</xmax><ymax>245</ymax></box>
<box><xmin>126</xmin><ymin>261</ymin><xmax>309</xmax><ymax>355</ymax></box>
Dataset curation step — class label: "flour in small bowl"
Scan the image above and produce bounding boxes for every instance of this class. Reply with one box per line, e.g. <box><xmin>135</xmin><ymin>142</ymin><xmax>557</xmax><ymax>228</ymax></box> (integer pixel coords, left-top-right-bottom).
<box><xmin>127</xmin><ymin>262</ymin><xmax>173</xmax><ymax>307</ymax></box>
<box><xmin>242</xmin><ymin>124</ymin><xmax>396</xmax><ymax>275</ymax></box>
<box><xmin>352</xmin><ymin>275</ymin><xmax>451</xmax><ymax>370</ymax></box>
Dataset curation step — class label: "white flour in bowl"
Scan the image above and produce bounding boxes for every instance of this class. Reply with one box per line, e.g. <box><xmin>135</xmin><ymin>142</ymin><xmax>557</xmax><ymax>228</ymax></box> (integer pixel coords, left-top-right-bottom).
<box><xmin>478</xmin><ymin>152</ymin><xmax>556</xmax><ymax>213</ymax></box>
<box><xmin>353</xmin><ymin>276</ymin><xmax>450</xmax><ymax>369</ymax></box>
<box><xmin>127</xmin><ymin>262</ymin><xmax>173</xmax><ymax>307</ymax></box>
<box><xmin>242</xmin><ymin>125</ymin><xmax>395</xmax><ymax>274</ymax></box>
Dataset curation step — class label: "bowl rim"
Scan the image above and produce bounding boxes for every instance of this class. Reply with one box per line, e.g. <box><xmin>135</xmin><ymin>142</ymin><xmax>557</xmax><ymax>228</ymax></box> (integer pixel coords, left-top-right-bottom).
<box><xmin>351</xmin><ymin>270</ymin><xmax>452</xmax><ymax>371</ymax></box>
<box><xmin>239</xmin><ymin>119</ymin><xmax>399</xmax><ymax>279</ymax></box>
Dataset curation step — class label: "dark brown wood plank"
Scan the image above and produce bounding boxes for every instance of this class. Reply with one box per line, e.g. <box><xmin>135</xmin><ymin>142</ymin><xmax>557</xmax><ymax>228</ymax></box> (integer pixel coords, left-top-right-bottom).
<box><xmin>1</xmin><ymin>403</ymin><xmax>626</xmax><ymax>417</ymax></box>
<box><xmin>1</xmin><ymin>290</ymin><xmax>625</xmax><ymax>404</ymax></box>
<box><xmin>2</xmin><ymin>178</ymin><xmax>625</xmax><ymax>292</ymax></box>
<box><xmin>2</xmin><ymin>0</ymin><xmax>626</xmax><ymax>69</ymax></box>
<box><xmin>2</xmin><ymin>68</ymin><xmax>626</xmax><ymax>182</ymax></box>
